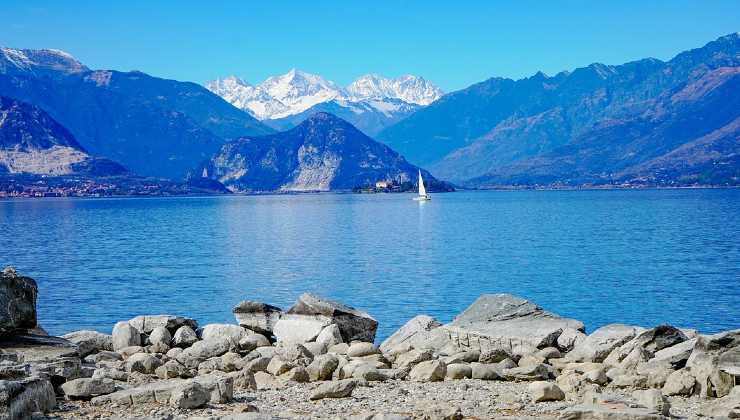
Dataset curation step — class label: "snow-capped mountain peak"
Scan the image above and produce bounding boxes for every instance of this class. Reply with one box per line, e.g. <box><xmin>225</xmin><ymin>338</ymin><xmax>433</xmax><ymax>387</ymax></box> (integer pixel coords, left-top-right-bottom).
<box><xmin>259</xmin><ymin>69</ymin><xmax>345</xmax><ymax>118</ymax></box>
<box><xmin>0</xmin><ymin>47</ymin><xmax>89</xmax><ymax>75</ymax></box>
<box><xmin>205</xmin><ymin>70</ymin><xmax>443</xmax><ymax>121</ymax></box>
<box><xmin>347</xmin><ymin>74</ymin><xmax>443</xmax><ymax>105</ymax></box>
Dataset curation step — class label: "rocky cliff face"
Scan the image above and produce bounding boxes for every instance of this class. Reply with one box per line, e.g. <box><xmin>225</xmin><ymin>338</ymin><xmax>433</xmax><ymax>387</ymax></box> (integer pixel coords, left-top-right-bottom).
<box><xmin>0</xmin><ymin>96</ymin><xmax>126</xmax><ymax>177</ymax></box>
<box><xmin>0</xmin><ymin>48</ymin><xmax>272</xmax><ymax>180</ymax></box>
<box><xmin>378</xmin><ymin>33</ymin><xmax>740</xmax><ymax>187</ymax></box>
<box><xmin>199</xmin><ymin>113</ymin><xmax>447</xmax><ymax>192</ymax></box>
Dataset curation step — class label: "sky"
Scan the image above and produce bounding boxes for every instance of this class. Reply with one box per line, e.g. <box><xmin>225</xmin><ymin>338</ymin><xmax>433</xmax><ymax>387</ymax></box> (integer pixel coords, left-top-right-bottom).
<box><xmin>1</xmin><ymin>1</ymin><xmax>738</xmax><ymax>92</ymax></box>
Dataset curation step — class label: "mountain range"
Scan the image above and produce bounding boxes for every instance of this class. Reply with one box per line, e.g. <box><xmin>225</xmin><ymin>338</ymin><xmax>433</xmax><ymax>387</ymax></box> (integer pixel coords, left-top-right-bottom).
<box><xmin>0</xmin><ymin>96</ymin><xmax>126</xmax><ymax>177</ymax></box>
<box><xmin>0</xmin><ymin>47</ymin><xmax>272</xmax><ymax>179</ymax></box>
<box><xmin>0</xmin><ymin>33</ymin><xmax>737</xmax><ymax>193</ymax></box>
<box><xmin>378</xmin><ymin>33</ymin><xmax>740</xmax><ymax>187</ymax></box>
<box><xmin>196</xmin><ymin>112</ymin><xmax>449</xmax><ymax>192</ymax></box>
<box><xmin>205</xmin><ymin>71</ymin><xmax>443</xmax><ymax>136</ymax></box>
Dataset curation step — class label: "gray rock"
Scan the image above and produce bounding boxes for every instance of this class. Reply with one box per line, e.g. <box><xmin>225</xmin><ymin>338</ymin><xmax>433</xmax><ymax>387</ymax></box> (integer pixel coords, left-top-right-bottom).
<box><xmin>583</xmin><ymin>367</ymin><xmax>608</xmax><ymax>385</ymax></box>
<box><xmin>117</xmin><ymin>345</ymin><xmax>143</xmax><ymax>359</ymax></box>
<box><xmin>303</xmin><ymin>341</ymin><xmax>328</xmax><ymax>357</ymax></box>
<box><xmin>200</xmin><ymin>323</ymin><xmax>247</xmax><ymax>348</ymax></box>
<box><xmin>92</xmin><ymin>379</ymin><xmax>179</xmax><ymax>406</ymax></box>
<box><xmin>267</xmin><ymin>358</ymin><xmax>293</xmax><ymax>376</ymax></box>
<box><xmin>316</xmin><ymin>324</ymin><xmax>344</xmax><ymax>348</ymax></box>
<box><xmin>128</xmin><ymin>315</ymin><xmax>197</xmax><ymax>334</ymax></box>
<box><xmin>284</xmin><ymin>366</ymin><xmax>310</xmax><ymax>382</ymax></box>
<box><xmin>409</xmin><ymin>360</ymin><xmax>446</xmax><ymax>382</ymax></box>
<box><xmin>497</xmin><ymin>358</ymin><xmax>517</xmax><ymax>370</ymax></box>
<box><xmin>537</xmin><ymin>347</ymin><xmax>562</xmax><ymax>360</ymax></box>
<box><xmin>165</xmin><ymin>347</ymin><xmax>183</xmax><ymax>359</ymax></box>
<box><xmin>558</xmin><ymin>327</ymin><xmax>587</xmax><ymax>352</ymax></box>
<box><xmin>307</xmin><ymin>353</ymin><xmax>339</xmax><ymax>381</ymax></box>
<box><xmin>650</xmin><ymin>338</ymin><xmax>696</xmax><ymax>368</ymax></box>
<box><xmin>233</xmin><ymin>300</ymin><xmax>283</xmax><ymax>335</ymax></box>
<box><xmin>328</xmin><ymin>342</ymin><xmax>350</xmax><ymax>355</ymax></box>
<box><xmin>637</xmin><ymin>361</ymin><xmax>673</xmax><ymax>388</ymax></box>
<box><xmin>567</xmin><ymin>324</ymin><xmax>643</xmax><ymax>363</ymax></box>
<box><xmin>502</xmin><ymin>364</ymin><xmax>551</xmax><ymax>381</ymax></box>
<box><xmin>176</xmin><ymin>337</ymin><xmax>231</xmax><ymax>368</ymax></box>
<box><xmin>379</xmin><ymin>315</ymin><xmax>444</xmax><ymax>354</ymax></box>
<box><xmin>197</xmin><ymin>356</ymin><xmax>224</xmax><ymax>375</ymax></box>
<box><xmin>61</xmin><ymin>330</ymin><xmax>112</xmax><ymax>357</ymax></box>
<box><xmin>169</xmin><ymin>381</ymin><xmax>209</xmax><ymax>408</ymax></box>
<box><xmin>274</xmin><ymin>342</ymin><xmax>314</xmax><ymax>366</ymax></box>
<box><xmin>633</xmin><ymin>389</ymin><xmax>671</xmax><ymax>417</ymax></box>
<box><xmin>192</xmin><ymin>373</ymin><xmax>234</xmax><ymax>403</ymax></box>
<box><xmin>275</xmin><ymin>293</ymin><xmax>378</xmax><ymax>344</ymax></box>
<box><xmin>0</xmin><ymin>333</ymin><xmax>81</xmax><ymax>381</ymax></box>
<box><xmin>148</xmin><ymin>326</ymin><xmax>172</xmax><ymax>347</ymax></box>
<box><xmin>445</xmin><ymin>363</ymin><xmax>472</xmax><ymax>380</ymax></box>
<box><xmin>662</xmin><ymin>368</ymin><xmax>695</xmax><ymax>396</ymax></box>
<box><xmin>254</xmin><ymin>371</ymin><xmax>283</xmax><ymax>390</ymax></box>
<box><xmin>309</xmin><ymin>378</ymin><xmax>357</xmax><ymax>400</ymax></box>
<box><xmin>686</xmin><ymin>329</ymin><xmax>740</xmax><ymax>398</ymax></box>
<box><xmin>444</xmin><ymin>294</ymin><xmax>585</xmax><ymax>357</ymax></box>
<box><xmin>604</xmin><ymin>325</ymin><xmax>687</xmax><ymax>367</ymax></box>
<box><xmin>245</xmin><ymin>356</ymin><xmax>272</xmax><ymax>373</ymax></box>
<box><xmin>471</xmin><ymin>362</ymin><xmax>502</xmax><ymax>380</ymax></box>
<box><xmin>611</xmin><ymin>373</ymin><xmax>648</xmax><ymax>389</ymax></box>
<box><xmin>395</xmin><ymin>349</ymin><xmax>433</xmax><ymax>370</ymax></box>
<box><xmin>559</xmin><ymin>403</ymin><xmax>667</xmax><ymax>419</ymax></box>
<box><xmin>221</xmin><ymin>352</ymin><xmax>245</xmax><ymax>372</ymax></box>
<box><xmin>155</xmin><ymin>360</ymin><xmax>195</xmax><ymax>379</ymax></box>
<box><xmin>478</xmin><ymin>347</ymin><xmax>512</xmax><ymax>363</ymax></box>
<box><xmin>529</xmin><ymin>381</ymin><xmax>565</xmax><ymax>402</ymax></box>
<box><xmin>126</xmin><ymin>352</ymin><xmax>163</xmax><ymax>374</ymax></box>
<box><xmin>239</xmin><ymin>333</ymin><xmax>271</xmax><ymax>352</ymax></box>
<box><xmin>0</xmin><ymin>375</ymin><xmax>55</xmax><ymax>418</ymax></box>
<box><xmin>352</xmin><ymin>364</ymin><xmax>388</xmax><ymax>381</ymax></box>
<box><xmin>92</xmin><ymin>367</ymin><xmax>128</xmax><ymax>381</ymax></box>
<box><xmin>417</xmin><ymin>402</ymin><xmax>463</xmax><ymax>420</ymax></box>
<box><xmin>518</xmin><ymin>353</ymin><xmax>547</xmax><ymax>368</ymax></box>
<box><xmin>698</xmin><ymin>386</ymin><xmax>740</xmax><ymax>418</ymax></box>
<box><xmin>442</xmin><ymin>350</ymin><xmax>480</xmax><ymax>364</ymax></box>
<box><xmin>112</xmin><ymin>322</ymin><xmax>142</xmax><ymax>351</ymax></box>
<box><xmin>61</xmin><ymin>377</ymin><xmax>116</xmax><ymax>399</ymax></box>
<box><xmin>86</xmin><ymin>350</ymin><xmax>121</xmax><ymax>364</ymax></box>
<box><xmin>172</xmin><ymin>325</ymin><xmax>199</xmax><ymax>348</ymax></box>
<box><xmin>347</xmin><ymin>342</ymin><xmax>379</xmax><ymax>358</ymax></box>
<box><xmin>228</xmin><ymin>369</ymin><xmax>257</xmax><ymax>390</ymax></box>
<box><xmin>0</xmin><ymin>267</ymin><xmax>38</xmax><ymax>335</ymax></box>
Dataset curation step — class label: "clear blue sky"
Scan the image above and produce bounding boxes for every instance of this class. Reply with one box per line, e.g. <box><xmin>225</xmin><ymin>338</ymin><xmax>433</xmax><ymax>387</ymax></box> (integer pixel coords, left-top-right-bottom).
<box><xmin>1</xmin><ymin>1</ymin><xmax>738</xmax><ymax>91</ymax></box>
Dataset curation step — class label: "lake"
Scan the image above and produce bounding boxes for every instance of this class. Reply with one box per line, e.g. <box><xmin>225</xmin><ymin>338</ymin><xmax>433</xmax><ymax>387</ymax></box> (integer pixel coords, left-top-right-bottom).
<box><xmin>1</xmin><ymin>189</ymin><xmax>739</xmax><ymax>341</ymax></box>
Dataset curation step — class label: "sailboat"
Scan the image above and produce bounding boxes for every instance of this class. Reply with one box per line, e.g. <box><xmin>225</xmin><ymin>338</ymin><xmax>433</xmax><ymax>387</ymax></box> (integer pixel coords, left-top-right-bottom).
<box><xmin>413</xmin><ymin>170</ymin><xmax>431</xmax><ymax>201</ymax></box>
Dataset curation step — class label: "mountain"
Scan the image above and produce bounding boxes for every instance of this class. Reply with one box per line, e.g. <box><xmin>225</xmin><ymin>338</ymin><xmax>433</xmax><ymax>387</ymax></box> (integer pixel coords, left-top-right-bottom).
<box><xmin>0</xmin><ymin>48</ymin><xmax>272</xmax><ymax>179</ymax></box>
<box><xmin>205</xmin><ymin>70</ymin><xmax>442</xmax><ymax>136</ymax></box>
<box><xmin>196</xmin><ymin>112</ymin><xmax>450</xmax><ymax>192</ymax></box>
<box><xmin>263</xmin><ymin>97</ymin><xmax>418</xmax><ymax>136</ymax></box>
<box><xmin>0</xmin><ymin>96</ymin><xmax>126</xmax><ymax>176</ymax></box>
<box><xmin>378</xmin><ymin>33</ymin><xmax>740</xmax><ymax>187</ymax></box>
<box><xmin>346</xmin><ymin>74</ymin><xmax>442</xmax><ymax>105</ymax></box>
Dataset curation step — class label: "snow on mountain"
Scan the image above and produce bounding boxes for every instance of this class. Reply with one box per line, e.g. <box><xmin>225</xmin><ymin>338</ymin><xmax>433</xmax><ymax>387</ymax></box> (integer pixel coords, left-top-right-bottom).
<box><xmin>0</xmin><ymin>47</ymin><xmax>88</xmax><ymax>76</ymax></box>
<box><xmin>205</xmin><ymin>70</ymin><xmax>443</xmax><ymax>121</ymax></box>
<box><xmin>346</xmin><ymin>74</ymin><xmax>443</xmax><ymax>105</ymax></box>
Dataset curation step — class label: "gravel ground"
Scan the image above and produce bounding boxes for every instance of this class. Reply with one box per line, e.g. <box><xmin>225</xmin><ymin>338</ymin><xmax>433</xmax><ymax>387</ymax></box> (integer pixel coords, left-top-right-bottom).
<box><xmin>42</xmin><ymin>379</ymin><xmax>707</xmax><ymax>419</ymax></box>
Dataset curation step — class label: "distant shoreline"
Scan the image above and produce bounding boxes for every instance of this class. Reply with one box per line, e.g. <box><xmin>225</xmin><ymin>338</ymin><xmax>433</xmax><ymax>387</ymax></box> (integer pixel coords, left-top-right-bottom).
<box><xmin>1</xmin><ymin>184</ymin><xmax>739</xmax><ymax>200</ymax></box>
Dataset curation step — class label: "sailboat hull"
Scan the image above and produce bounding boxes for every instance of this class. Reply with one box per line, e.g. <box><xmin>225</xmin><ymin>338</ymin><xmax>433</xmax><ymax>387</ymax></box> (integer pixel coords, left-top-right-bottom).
<box><xmin>413</xmin><ymin>195</ymin><xmax>431</xmax><ymax>201</ymax></box>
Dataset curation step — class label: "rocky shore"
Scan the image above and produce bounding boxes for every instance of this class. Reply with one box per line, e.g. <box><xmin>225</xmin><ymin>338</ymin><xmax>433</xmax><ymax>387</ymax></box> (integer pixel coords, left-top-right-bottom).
<box><xmin>1</xmin><ymin>267</ymin><xmax>739</xmax><ymax>419</ymax></box>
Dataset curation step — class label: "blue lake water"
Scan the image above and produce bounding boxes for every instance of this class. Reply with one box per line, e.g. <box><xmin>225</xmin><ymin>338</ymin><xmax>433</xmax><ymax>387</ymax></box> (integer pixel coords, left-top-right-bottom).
<box><xmin>1</xmin><ymin>189</ymin><xmax>739</xmax><ymax>341</ymax></box>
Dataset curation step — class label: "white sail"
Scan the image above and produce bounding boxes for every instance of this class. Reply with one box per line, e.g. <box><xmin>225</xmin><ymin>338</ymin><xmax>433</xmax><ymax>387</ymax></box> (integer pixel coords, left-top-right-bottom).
<box><xmin>418</xmin><ymin>170</ymin><xmax>427</xmax><ymax>196</ymax></box>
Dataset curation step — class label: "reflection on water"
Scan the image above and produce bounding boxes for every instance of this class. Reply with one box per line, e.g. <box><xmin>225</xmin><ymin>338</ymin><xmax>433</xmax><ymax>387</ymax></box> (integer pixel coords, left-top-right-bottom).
<box><xmin>1</xmin><ymin>190</ymin><xmax>739</xmax><ymax>340</ymax></box>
